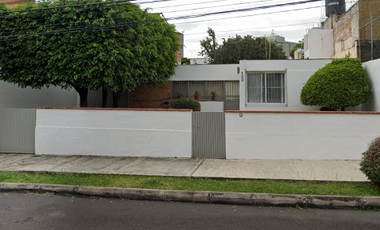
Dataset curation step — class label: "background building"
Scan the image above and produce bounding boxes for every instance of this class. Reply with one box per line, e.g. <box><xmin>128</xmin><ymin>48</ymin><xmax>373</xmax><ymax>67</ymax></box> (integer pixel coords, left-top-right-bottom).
<box><xmin>320</xmin><ymin>0</ymin><xmax>380</xmax><ymax>61</ymax></box>
<box><xmin>266</xmin><ymin>33</ymin><xmax>297</xmax><ymax>59</ymax></box>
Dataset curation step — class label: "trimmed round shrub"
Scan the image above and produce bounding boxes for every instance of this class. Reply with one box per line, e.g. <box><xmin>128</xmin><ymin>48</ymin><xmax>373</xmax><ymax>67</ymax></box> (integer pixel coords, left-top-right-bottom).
<box><xmin>300</xmin><ymin>58</ymin><xmax>370</xmax><ymax>111</ymax></box>
<box><xmin>174</xmin><ymin>98</ymin><xmax>200</xmax><ymax>111</ymax></box>
<box><xmin>360</xmin><ymin>137</ymin><xmax>380</xmax><ymax>185</ymax></box>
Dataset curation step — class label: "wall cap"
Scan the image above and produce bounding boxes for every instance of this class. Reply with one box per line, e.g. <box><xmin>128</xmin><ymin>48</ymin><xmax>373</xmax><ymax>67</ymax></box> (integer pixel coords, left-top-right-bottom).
<box><xmin>37</xmin><ymin>107</ymin><xmax>192</xmax><ymax>112</ymax></box>
<box><xmin>225</xmin><ymin>110</ymin><xmax>380</xmax><ymax>115</ymax></box>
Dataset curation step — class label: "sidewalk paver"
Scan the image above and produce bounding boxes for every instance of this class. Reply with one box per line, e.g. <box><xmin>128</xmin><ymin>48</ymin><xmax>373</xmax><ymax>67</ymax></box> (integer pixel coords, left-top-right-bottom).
<box><xmin>120</xmin><ymin>158</ymin><xmax>204</xmax><ymax>177</ymax></box>
<box><xmin>0</xmin><ymin>153</ymin><xmax>369</xmax><ymax>182</ymax></box>
<box><xmin>0</xmin><ymin>154</ymin><xmax>35</xmax><ymax>170</ymax></box>
<box><xmin>192</xmin><ymin>159</ymin><xmax>368</xmax><ymax>182</ymax></box>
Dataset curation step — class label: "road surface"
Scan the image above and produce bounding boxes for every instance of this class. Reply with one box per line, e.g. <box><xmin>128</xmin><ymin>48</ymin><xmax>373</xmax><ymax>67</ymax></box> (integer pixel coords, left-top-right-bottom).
<box><xmin>0</xmin><ymin>192</ymin><xmax>379</xmax><ymax>230</ymax></box>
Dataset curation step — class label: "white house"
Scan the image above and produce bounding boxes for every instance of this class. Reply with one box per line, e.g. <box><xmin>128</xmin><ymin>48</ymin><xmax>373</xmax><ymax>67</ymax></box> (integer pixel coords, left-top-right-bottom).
<box><xmin>171</xmin><ymin>59</ymin><xmax>335</xmax><ymax>112</ymax></box>
<box><xmin>2</xmin><ymin>59</ymin><xmax>379</xmax><ymax>113</ymax></box>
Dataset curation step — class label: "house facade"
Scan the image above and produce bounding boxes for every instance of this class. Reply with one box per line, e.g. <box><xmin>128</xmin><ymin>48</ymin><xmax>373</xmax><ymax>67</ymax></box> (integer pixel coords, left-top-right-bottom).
<box><xmin>2</xmin><ymin>59</ymin><xmax>379</xmax><ymax>113</ymax></box>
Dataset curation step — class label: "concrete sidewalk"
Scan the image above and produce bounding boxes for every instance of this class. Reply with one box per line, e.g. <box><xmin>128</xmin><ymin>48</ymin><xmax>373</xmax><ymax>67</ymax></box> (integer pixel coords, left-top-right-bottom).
<box><xmin>0</xmin><ymin>153</ymin><xmax>369</xmax><ymax>182</ymax></box>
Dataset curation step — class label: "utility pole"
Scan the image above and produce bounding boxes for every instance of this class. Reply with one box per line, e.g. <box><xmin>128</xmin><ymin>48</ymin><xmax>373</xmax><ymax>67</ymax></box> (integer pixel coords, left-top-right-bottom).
<box><xmin>370</xmin><ymin>10</ymin><xmax>374</xmax><ymax>60</ymax></box>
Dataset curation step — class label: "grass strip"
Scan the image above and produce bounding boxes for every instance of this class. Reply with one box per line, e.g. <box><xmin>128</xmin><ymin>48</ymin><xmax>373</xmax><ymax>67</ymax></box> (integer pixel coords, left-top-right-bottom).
<box><xmin>0</xmin><ymin>172</ymin><xmax>379</xmax><ymax>197</ymax></box>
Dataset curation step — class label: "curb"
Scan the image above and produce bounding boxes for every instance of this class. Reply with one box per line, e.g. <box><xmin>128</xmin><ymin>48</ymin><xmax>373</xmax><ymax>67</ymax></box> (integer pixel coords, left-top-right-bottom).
<box><xmin>1</xmin><ymin>183</ymin><xmax>380</xmax><ymax>209</ymax></box>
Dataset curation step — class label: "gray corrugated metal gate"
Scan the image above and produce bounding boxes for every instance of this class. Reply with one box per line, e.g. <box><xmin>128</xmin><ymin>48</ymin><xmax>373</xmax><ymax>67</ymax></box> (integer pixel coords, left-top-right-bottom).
<box><xmin>0</xmin><ymin>109</ymin><xmax>36</xmax><ymax>153</ymax></box>
<box><xmin>192</xmin><ymin>112</ymin><xmax>226</xmax><ymax>159</ymax></box>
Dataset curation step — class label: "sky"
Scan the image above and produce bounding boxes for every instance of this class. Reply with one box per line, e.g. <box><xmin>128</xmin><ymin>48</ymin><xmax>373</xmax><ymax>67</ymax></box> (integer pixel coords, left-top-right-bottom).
<box><xmin>136</xmin><ymin>0</ymin><xmax>358</xmax><ymax>58</ymax></box>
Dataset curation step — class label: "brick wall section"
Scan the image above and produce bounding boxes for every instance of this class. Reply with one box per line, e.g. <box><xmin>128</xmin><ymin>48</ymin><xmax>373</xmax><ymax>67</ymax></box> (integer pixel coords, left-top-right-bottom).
<box><xmin>129</xmin><ymin>33</ymin><xmax>182</xmax><ymax>108</ymax></box>
<box><xmin>175</xmin><ymin>33</ymin><xmax>183</xmax><ymax>64</ymax></box>
<box><xmin>322</xmin><ymin>4</ymin><xmax>359</xmax><ymax>58</ymax></box>
<box><xmin>322</xmin><ymin>0</ymin><xmax>380</xmax><ymax>59</ymax></box>
<box><xmin>1</xmin><ymin>0</ymin><xmax>32</xmax><ymax>8</ymax></box>
<box><xmin>359</xmin><ymin>0</ymin><xmax>380</xmax><ymax>40</ymax></box>
<box><xmin>129</xmin><ymin>82</ymin><xmax>171</xmax><ymax>108</ymax></box>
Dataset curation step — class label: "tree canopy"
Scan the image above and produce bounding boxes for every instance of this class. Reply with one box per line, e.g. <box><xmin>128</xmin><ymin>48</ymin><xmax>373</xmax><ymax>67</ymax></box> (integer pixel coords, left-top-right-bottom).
<box><xmin>199</xmin><ymin>28</ymin><xmax>287</xmax><ymax>64</ymax></box>
<box><xmin>0</xmin><ymin>0</ymin><xmax>179</xmax><ymax>106</ymax></box>
<box><xmin>290</xmin><ymin>40</ymin><xmax>304</xmax><ymax>59</ymax></box>
<box><xmin>300</xmin><ymin>58</ymin><xmax>370</xmax><ymax>111</ymax></box>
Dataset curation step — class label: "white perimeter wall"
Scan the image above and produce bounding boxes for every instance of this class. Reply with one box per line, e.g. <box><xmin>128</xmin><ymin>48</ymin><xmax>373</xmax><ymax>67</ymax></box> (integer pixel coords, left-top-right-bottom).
<box><xmin>171</xmin><ymin>64</ymin><xmax>239</xmax><ymax>81</ymax></box>
<box><xmin>226</xmin><ymin>111</ymin><xmax>380</xmax><ymax>160</ymax></box>
<box><xmin>0</xmin><ymin>81</ymin><xmax>78</xmax><ymax>108</ymax></box>
<box><xmin>239</xmin><ymin>60</ymin><xmax>334</xmax><ymax>111</ymax></box>
<box><xmin>200</xmin><ymin>101</ymin><xmax>224</xmax><ymax>112</ymax></box>
<box><xmin>363</xmin><ymin>59</ymin><xmax>380</xmax><ymax>112</ymax></box>
<box><xmin>36</xmin><ymin>109</ymin><xmax>192</xmax><ymax>158</ymax></box>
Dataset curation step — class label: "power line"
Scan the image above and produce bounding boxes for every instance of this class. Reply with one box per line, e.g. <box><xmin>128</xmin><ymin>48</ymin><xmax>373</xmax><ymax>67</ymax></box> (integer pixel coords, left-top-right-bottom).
<box><xmin>163</xmin><ymin>0</ymin><xmax>322</xmax><ymax>21</ymax></box>
<box><xmin>0</xmin><ymin>18</ymin><xmax>166</xmax><ymax>41</ymax></box>
<box><xmin>0</xmin><ymin>0</ymin><xmax>322</xmax><ymax>26</ymax></box>
<box><xmin>185</xmin><ymin>22</ymin><xmax>318</xmax><ymax>36</ymax></box>
<box><xmin>153</xmin><ymin>0</ymin><xmax>282</xmax><ymax>13</ymax></box>
<box><xmin>0</xmin><ymin>6</ymin><xmax>324</xmax><ymax>38</ymax></box>
<box><xmin>146</xmin><ymin>0</ymin><xmax>233</xmax><ymax>10</ymax></box>
<box><xmin>0</xmin><ymin>0</ymin><xmax>330</xmax><ymax>42</ymax></box>
<box><xmin>0</xmin><ymin>0</ymin><xmax>139</xmax><ymax>14</ymax></box>
<box><xmin>173</xmin><ymin>5</ymin><xmax>321</xmax><ymax>25</ymax></box>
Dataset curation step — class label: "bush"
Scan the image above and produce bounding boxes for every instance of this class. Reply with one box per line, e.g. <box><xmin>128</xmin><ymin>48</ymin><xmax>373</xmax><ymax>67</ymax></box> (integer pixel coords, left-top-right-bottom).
<box><xmin>360</xmin><ymin>137</ymin><xmax>380</xmax><ymax>185</ymax></box>
<box><xmin>161</xmin><ymin>98</ymin><xmax>201</xmax><ymax>111</ymax></box>
<box><xmin>300</xmin><ymin>58</ymin><xmax>370</xmax><ymax>111</ymax></box>
<box><xmin>174</xmin><ymin>98</ymin><xmax>200</xmax><ymax>111</ymax></box>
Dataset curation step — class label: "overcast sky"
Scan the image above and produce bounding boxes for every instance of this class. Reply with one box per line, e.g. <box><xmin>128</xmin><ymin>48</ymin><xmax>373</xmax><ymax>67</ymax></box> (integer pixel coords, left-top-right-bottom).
<box><xmin>137</xmin><ymin>0</ymin><xmax>357</xmax><ymax>58</ymax></box>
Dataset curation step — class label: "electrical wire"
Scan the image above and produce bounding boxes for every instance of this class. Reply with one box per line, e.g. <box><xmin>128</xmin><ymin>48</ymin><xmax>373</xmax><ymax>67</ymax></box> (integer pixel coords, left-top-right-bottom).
<box><xmin>158</xmin><ymin>0</ymin><xmax>322</xmax><ymax>21</ymax></box>
<box><xmin>173</xmin><ymin>5</ymin><xmax>322</xmax><ymax>25</ymax></box>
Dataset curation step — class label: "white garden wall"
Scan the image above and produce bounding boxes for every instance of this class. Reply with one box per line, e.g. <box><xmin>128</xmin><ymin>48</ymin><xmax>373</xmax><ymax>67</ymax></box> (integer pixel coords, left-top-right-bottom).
<box><xmin>199</xmin><ymin>101</ymin><xmax>224</xmax><ymax>112</ymax></box>
<box><xmin>36</xmin><ymin>108</ymin><xmax>192</xmax><ymax>158</ymax></box>
<box><xmin>363</xmin><ymin>59</ymin><xmax>380</xmax><ymax>112</ymax></box>
<box><xmin>0</xmin><ymin>81</ymin><xmax>78</xmax><ymax>108</ymax></box>
<box><xmin>226</xmin><ymin>111</ymin><xmax>380</xmax><ymax>160</ymax></box>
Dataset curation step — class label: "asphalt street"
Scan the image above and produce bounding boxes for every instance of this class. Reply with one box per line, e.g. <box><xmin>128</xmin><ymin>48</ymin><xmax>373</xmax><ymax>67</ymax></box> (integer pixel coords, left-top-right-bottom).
<box><xmin>0</xmin><ymin>192</ymin><xmax>379</xmax><ymax>230</ymax></box>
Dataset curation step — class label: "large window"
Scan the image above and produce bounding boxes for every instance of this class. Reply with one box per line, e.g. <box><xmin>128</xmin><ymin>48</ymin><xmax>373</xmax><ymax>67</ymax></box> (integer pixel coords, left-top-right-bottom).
<box><xmin>171</xmin><ymin>81</ymin><xmax>239</xmax><ymax>101</ymax></box>
<box><xmin>247</xmin><ymin>72</ymin><xmax>286</xmax><ymax>104</ymax></box>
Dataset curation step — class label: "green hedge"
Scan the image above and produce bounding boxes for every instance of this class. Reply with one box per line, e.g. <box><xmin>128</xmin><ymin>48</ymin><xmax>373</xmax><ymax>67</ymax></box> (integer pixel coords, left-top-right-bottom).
<box><xmin>161</xmin><ymin>98</ymin><xmax>201</xmax><ymax>111</ymax></box>
<box><xmin>361</xmin><ymin>136</ymin><xmax>380</xmax><ymax>185</ymax></box>
<box><xmin>300</xmin><ymin>58</ymin><xmax>370</xmax><ymax>111</ymax></box>
<box><xmin>174</xmin><ymin>98</ymin><xmax>200</xmax><ymax>111</ymax></box>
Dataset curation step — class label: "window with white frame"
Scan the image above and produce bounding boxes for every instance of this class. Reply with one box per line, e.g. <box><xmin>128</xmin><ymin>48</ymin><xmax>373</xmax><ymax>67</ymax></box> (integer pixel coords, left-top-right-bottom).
<box><xmin>247</xmin><ymin>72</ymin><xmax>286</xmax><ymax>104</ymax></box>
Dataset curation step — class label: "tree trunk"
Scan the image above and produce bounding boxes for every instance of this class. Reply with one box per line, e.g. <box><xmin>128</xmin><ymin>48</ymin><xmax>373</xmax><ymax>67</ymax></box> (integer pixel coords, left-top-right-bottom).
<box><xmin>74</xmin><ymin>87</ymin><xmax>88</xmax><ymax>107</ymax></box>
<box><xmin>112</xmin><ymin>92</ymin><xmax>119</xmax><ymax>108</ymax></box>
<box><xmin>102</xmin><ymin>87</ymin><xmax>108</xmax><ymax>108</ymax></box>
<box><xmin>341</xmin><ymin>107</ymin><xmax>346</xmax><ymax>111</ymax></box>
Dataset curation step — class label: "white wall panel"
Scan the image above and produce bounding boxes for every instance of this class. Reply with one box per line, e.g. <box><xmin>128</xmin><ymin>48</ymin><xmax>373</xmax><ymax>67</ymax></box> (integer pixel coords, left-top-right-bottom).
<box><xmin>36</xmin><ymin>109</ymin><xmax>192</xmax><ymax>158</ymax></box>
<box><xmin>363</xmin><ymin>59</ymin><xmax>380</xmax><ymax>112</ymax></box>
<box><xmin>226</xmin><ymin>111</ymin><xmax>380</xmax><ymax>160</ymax></box>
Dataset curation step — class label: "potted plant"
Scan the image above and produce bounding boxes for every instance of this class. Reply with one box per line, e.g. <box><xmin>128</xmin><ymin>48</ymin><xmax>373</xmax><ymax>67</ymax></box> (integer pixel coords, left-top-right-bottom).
<box><xmin>193</xmin><ymin>90</ymin><xmax>200</xmax><ymax>100</ymax></box>
<box><xmin>176</xmin><ymin>91</ymin><xmax>183</xmax><ymax>99</ymax></box>
<box><xmin>210</xmin><ymin>91</ymin><xmax>217</xmax><ymax>101</ymax></box>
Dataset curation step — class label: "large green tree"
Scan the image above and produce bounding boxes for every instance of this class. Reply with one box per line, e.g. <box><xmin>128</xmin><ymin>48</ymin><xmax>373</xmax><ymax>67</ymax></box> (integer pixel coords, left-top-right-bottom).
<box><xmin>199</xmin><ymin>28</ymin><xmax>287</xmax><ymax>64</ymax></box>
<box><xmin>300</xmin><ymin>58</ymin><xmax>370</xmax><ymax>111</ymax></box>
<box><xmin>290</xmin><ymin>40</ymin><xmax>304</xmax><ymax>59</ymax></box>
<box><xmin>0</xmin><ymin>0</ymin><xmax>179</xmax><ymax>107</ymax></box>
